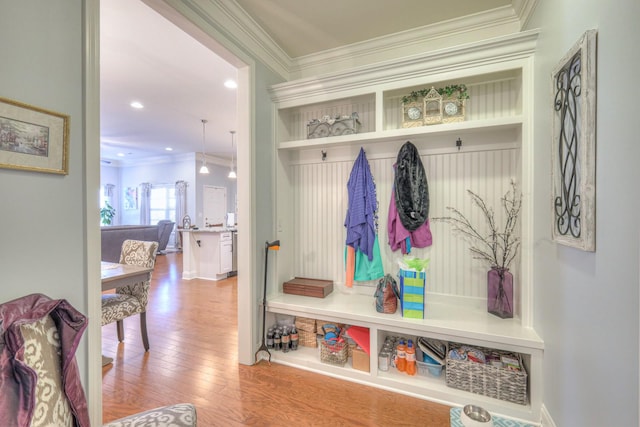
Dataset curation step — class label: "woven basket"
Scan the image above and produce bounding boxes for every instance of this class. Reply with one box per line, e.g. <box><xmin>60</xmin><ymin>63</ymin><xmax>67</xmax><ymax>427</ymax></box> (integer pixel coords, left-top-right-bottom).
<box><xmin>298</xmin><ymin>329</ymin><xmax>317</xmax><ymax>348</ymax></box>
<box><xmin>294</xmin><ymin>316</ymin><xmax>316</xmax><ymax>333</ymax></box>
<box><xmin>445</xmin><ymin>348</ymin><xmax>528</xmax><ymax>405</ymax></box>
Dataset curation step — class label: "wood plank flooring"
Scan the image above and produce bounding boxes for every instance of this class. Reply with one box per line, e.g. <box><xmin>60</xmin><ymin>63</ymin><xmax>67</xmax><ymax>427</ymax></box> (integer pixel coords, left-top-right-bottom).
<box><xmin>102</xmin><ymin>252</ymin><xmax>452</xmax><ymax>426</ymax></box>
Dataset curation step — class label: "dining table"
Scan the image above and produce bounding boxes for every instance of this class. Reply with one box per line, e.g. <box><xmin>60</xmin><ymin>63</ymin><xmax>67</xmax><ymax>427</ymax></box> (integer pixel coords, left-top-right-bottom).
<box><xmin>101</xmin><ymin>261</ymin><xmax>152</xmax><ymax>291</ymax></box>
<box><xmin>100</xmin><ymin>261</ymin><xmax>153</xmax><ymax>366</ymax></box>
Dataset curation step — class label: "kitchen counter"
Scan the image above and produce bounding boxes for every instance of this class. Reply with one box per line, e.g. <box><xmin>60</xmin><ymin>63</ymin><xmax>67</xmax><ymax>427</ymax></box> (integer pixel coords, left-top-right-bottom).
<box><xmin>180</xmin><ymin>228</ymin><xmax>234</xmax><ymax>280</ymax></box>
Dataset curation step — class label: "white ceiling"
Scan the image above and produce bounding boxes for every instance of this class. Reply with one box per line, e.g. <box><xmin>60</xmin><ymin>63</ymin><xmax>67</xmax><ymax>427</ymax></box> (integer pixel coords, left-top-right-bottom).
<box><xmin>99</xmin><ymin>0</ymin><xmax>516</xmax><ymax>164</ymax></box>
<box><xmin>100</xmin><ymin>0</ymin><xmax>238</xmax><ymax>164</ymax></box>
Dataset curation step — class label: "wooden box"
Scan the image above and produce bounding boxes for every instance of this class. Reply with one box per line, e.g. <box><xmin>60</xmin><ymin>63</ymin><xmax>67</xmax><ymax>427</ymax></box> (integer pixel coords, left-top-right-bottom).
<box><xmin>283</xmin><ymin>277</ymin><xmax>333</xmax><ymax>298</ymax></box>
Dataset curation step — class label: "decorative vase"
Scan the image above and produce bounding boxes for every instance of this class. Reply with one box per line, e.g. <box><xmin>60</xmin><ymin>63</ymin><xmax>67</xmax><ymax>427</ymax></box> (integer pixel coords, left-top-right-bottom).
<box><xmin>487</xmin><ymin>267</ymin><xmax>513</xmax><ymax>319</ymax></box>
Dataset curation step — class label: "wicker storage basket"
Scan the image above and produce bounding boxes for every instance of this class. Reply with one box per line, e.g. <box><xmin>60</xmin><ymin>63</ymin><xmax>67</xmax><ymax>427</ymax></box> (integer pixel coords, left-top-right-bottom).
<box><xmin>445</xmin><ymin>347</ymin><xmax>528</xmax><ymax>405</ymax></box>
<box><xmin>298</xmin><ymin>329</ymin><xmax>317</xmax><ymax>348</ymax></box>
<box><xmin>320</xmin><ymin>339</ymin><xmax>348</xmax><ymax>366</ymax></box>
<box><xmin>294</xmin><ymin>316</ymin><xmax>316</xmax><ymax>333</ymax></box>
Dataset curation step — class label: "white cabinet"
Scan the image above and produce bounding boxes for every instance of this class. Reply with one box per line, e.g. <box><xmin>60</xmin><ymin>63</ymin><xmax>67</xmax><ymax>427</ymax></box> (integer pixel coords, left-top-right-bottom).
<box><xmin>268</xmin><ymin>31</ymin><xmax>542</xmax><ymax>423</ymax></box>
<box><xmin>182</xmin><ymin>230</ymin><xmax>232</xmax><ymax>281</ymax></box>
<box><xmin>218</xmin><ymin>232</ymin><xmax>233</xmax><ymax>274</ymax></box>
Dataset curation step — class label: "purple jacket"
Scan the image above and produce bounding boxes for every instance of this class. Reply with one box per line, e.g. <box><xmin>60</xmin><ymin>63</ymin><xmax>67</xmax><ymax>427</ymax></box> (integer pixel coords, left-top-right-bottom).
<box><xmin>345</xmin><ymin>147</ymin><xmax>378</xmax><ymax>260</ymax></box>
<box><xmin>388</xmin><ymin>188</ymin><xmax>432</xmax><ymax>253</ymax></box>
<box><xmin>0</xmin><ymin>293</ymin><xmax>90</xmax><ymax>427</ymax></box>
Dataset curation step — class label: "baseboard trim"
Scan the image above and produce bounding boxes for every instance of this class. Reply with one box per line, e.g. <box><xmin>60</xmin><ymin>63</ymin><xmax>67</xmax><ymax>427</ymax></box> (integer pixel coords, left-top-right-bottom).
<box><xmin>540</xmin><ymin>405</ymin><xmax>557</xmax><ymax>427</ymax></box>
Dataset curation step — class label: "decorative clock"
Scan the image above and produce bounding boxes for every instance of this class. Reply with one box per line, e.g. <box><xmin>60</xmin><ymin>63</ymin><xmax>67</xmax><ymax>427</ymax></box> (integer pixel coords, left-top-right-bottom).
<box><xmin>402</xmin><ymin>100</ymin><xmax>424</xmax><ymax>128</ymax></box>
<box><xmin>423</xmin><ymin>87</ymin><xmax>442</xmax><ymax>125</ymax></box>
<box><xmin>442</xmin><ymin>98</ymin><xmax>465</xmax><ymax>123</ymax></box>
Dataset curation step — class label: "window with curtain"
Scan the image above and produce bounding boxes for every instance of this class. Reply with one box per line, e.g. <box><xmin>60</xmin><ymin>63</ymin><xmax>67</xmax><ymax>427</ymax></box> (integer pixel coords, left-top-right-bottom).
<box><xmin>150</xmin><ymin>185</ymin><xmax>176</xmax><ymax>224</ymax></box>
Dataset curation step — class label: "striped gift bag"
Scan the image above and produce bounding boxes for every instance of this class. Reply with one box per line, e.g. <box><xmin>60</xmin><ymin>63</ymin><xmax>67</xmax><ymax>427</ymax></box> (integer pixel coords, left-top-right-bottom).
<box><xmin>399</xmin><ymin>269</ymin><xmax>426</xmax><ymax>319</ymax></box>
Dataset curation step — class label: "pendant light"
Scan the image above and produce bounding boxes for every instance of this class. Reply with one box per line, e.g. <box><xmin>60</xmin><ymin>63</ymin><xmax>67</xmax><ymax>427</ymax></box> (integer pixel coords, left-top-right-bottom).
<box><xmin>228</xmin><ymin>130</ymin><xmax>237</xmax><ymax>179</ymax></box>
<box><xmin>199</xmin><ymin>119</ymin><xmax>209</xmax><ymax>174</ymax></box>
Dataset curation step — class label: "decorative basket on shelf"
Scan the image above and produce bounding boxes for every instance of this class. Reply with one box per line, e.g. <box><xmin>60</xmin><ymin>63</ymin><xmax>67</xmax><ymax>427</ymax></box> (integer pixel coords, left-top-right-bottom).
<box><xmin>445</xmin><ymin>344</ymin><xmax>528</xmax><ymax>405</ymax></box>
<box><xmin>320</xmin><ymin>339</ymin><xmax>348</xmax><ymax>366</ymax></box>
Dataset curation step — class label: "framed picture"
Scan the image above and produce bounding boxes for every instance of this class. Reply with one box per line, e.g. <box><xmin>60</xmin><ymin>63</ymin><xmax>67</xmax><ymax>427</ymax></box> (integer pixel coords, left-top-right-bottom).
<box><xmin>124</xmin><ymin>186</ymin><xmax>138</xmax><ymax>210</ymax></box>
<box><xmin>0</xmin><ymin>96</ymin><xmax>69</xmax><ymax>174</ymax></box>
<box><xmin>551</xmin><ymin>29</ymin><xmax>597</xmax><ymax>251</ymax></box>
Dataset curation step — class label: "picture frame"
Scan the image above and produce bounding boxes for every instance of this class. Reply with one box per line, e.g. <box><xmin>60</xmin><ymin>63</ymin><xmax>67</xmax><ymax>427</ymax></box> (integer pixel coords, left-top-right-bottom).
<box><xmin>0</xmin><ymin>96</ymin><xmax>69</xmax><ymax>174</ymax></box>
<box><xmin>551</xmin><ymin>29</ymin><xmax>597</xmax><ymax>251</ymax></box>
<box><xmin>124</xmin><ymin>186</ymin><xmax>138</xmax><ymax>210</ymax></box>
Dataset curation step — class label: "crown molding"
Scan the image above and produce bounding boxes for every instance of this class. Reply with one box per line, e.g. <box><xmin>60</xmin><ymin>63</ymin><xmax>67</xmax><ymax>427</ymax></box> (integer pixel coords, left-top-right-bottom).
<box><xmin>154</xmin><ymin>0</ymin><xmax>291</xmax><ymax>80</ymax></box>
<box><xmin>512</xmin><ymin>0</ymin><xmax>540</xmax><ymax>29</ymax></box>
<box><xmin>288</xmin><ymin>5</ymin><xmax>521</xmax><ymax>79</ymax></box>
<box><xmin>270</xmin><ymin>29</ymin><xmax>539</xmax><ymax>105</ymax></box>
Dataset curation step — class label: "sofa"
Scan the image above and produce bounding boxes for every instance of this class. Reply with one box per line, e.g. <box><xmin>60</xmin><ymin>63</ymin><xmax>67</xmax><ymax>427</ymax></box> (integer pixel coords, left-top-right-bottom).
<box><xmin>101</xmin><ymin>221</ymin><xmax>174</xmax><ymax>262</ymax></box>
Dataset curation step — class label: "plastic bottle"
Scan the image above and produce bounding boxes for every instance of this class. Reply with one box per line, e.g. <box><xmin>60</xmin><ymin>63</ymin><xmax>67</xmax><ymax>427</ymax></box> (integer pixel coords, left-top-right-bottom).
<box><xmin>281</xmin><ymin>326</ymin><xmax>290</xmax><ymax>353</ymax></box>
<box><xmin>405</xmin><ymin>339</ymin><xmax>417</xmax><ymax>376</ymax></box>
<box><xmin>290</xmin><ymin>326</ymin><xmax>299</xmax><ymax>351</ymax></box>
<box><xmin>266</xmin><ymin>327</ymin><xmax>274</xmax><ymax>349</ymax></box>
<box><xmin>396</xmin><ymin>340</ymin><xmax>407</xmax><ymax>372</ymax></box>
<box><xmin>273</xmin><ymin>329</ymin><xmax>281</xmax><ymax>351</ymax></box>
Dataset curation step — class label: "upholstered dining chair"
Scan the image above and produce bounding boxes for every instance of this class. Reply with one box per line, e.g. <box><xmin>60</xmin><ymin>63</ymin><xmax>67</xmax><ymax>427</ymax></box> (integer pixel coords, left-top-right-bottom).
<box><xmin>101</xmin><ymin>239</ymin><xmax>158</xmax><ymax>351</ymax></box>
<box><xmin>0</xmin><ymin>293</ymin><xmax>197</xmax><ymax>427</ymax></box>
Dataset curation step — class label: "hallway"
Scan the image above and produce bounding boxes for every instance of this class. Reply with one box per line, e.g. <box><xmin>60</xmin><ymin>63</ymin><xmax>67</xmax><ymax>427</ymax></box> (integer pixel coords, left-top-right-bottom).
<box><xmin>101</xmin><ymin>252</ymin><xmax>451</xmax><ymax>426</ymax></box>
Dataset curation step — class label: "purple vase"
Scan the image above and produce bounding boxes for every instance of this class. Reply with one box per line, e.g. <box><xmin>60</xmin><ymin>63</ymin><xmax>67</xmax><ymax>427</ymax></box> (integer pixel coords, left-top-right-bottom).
<box><xmin>487</xmin><ymin>267</ymin><xmax>513</xmax><ymax>319</ymax></box>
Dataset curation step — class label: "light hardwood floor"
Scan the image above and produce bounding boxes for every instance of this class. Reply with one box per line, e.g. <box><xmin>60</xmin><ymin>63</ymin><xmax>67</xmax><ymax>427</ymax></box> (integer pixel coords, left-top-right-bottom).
<box><xmin>102</xmin><ymin>252</ymin><xmax>451</xmax><ymax>426</ymax></box>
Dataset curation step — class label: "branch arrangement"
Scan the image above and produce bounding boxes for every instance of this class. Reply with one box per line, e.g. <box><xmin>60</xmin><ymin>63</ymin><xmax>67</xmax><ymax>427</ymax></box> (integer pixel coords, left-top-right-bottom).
<box><xmin>433</xmin><ymin>181</ymin><xmax>522</xmax><ymax>269</ymax></box>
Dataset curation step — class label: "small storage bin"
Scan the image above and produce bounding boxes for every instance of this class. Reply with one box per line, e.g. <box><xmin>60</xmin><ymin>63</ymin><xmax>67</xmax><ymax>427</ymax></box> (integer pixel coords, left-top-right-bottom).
<box><xmin>320</xmin><ymin>339</ymin><xmax>348</xmax><ymax>366</ymax></box>
<box><xmin>298</xmin><ymin>329</ymin><xmax>317</xmax><ymax>348</ymax></box>
<box><xmin>417</xmin><ymin>360</ymin><xmax>444</xmax><ymax>377</ymax></box>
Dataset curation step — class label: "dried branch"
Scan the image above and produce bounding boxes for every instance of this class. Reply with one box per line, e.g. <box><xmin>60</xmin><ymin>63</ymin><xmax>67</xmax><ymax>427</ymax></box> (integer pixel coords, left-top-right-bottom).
<box><xmin>433</xmin><ymin>181</ymin><xmax>522</xmax><ymax>269</ymax></box>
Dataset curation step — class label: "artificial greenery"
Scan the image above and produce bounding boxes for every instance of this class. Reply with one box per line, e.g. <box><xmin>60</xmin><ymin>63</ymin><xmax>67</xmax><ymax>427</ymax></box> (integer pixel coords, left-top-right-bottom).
<box><xmin>401</xmin><ymin>84</ymin><xmax>470</xmax><ymax>104</ymax></box>
<box><xmin>100</xmin><ymin>201</ymin><xmax>116</xmax><ymax>225</ymax></box>
<box><xmin>433</xmin><ymin>181</ymin><xmax>522</xmax><ymax>270</ymax></box>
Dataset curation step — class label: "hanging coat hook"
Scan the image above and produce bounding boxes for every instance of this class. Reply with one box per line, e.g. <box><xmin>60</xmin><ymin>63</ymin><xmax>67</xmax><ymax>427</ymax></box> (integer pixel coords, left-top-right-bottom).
<box><xmin>456</xmin><ymin>138</ymin><xmax>462</xmax><ymax>151</ymax></box>
<box><xmin>321</xmin><ymin>150</ymin><xmax>327</xmax><ymax>161</ymax></box>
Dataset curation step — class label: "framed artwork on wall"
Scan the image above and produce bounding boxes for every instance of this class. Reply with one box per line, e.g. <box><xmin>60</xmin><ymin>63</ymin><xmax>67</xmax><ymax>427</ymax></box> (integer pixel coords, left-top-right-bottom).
<box><xmin>124</xmin><ymin>186</ymin><xmax>138</xmax><ymax>210</ymax></box>
<box><xmin>0</xmin><ymin>96</ymin><xmax>69</xmax><ymax>174</ymax></box>
<box><xmin>551</xmin><ymin>29</ymin><xmax>597</xmax><ymax>251</ymax></box>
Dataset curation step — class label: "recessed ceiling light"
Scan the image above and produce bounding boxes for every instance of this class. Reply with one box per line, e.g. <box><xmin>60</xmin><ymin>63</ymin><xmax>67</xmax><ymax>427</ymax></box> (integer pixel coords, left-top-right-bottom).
<box><xmin>224</xmin><ymin>80</ymin><xmax>237</xmax><ymax>89</ymax></box>
<box><xmin>130</xmin><ymin>101</ymin><xmax>144</xmax><ymax>109</ymax></box>
<box><xmin>117</xmin><ymin>152</ymin><xmax>125</xmax><ymax>157</ymax></box>
<box><xmin>165</xmin><ymin>147</ymin><xmax>173</xmax><ymax>151</ymax></box>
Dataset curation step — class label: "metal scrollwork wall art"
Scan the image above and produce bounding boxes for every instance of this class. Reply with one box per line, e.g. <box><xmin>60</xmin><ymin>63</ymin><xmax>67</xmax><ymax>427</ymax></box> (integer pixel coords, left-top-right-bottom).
<box><xmin>551</xmin><ymin>29</ymin><xmax>597</xmax><ymax>251</ymax></box>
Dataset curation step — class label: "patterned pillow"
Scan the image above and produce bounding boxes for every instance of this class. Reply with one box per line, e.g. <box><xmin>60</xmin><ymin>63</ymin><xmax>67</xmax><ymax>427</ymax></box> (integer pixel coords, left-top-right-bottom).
<box><xmin>20</xmin><ymin>315</ymin><xmax>73</xmax><ymax>427</ymax></box>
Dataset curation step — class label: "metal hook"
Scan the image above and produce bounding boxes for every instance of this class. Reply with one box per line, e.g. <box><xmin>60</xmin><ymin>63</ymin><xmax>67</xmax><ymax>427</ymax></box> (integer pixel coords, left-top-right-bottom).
<box><xmin>321</xmin><ymin>150</ymin><xmax>327</xmax><ymax>161</ymax></box>
<box><xmin>456</xmin><ymin>138</ymin><xmax>462</xmax><ymax>151</ymax></box>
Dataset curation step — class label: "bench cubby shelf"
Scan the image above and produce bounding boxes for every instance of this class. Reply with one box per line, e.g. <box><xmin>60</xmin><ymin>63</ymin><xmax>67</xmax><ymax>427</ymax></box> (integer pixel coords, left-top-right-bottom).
<box><xmin>267</xmin><ymin>292</ymin><xmax>542</xmax><ymax>422</ymax></box>
<box><xmin>269</xmin><ymin>31</ymin><xmax>542</xmax><ymax>423</ymax></box>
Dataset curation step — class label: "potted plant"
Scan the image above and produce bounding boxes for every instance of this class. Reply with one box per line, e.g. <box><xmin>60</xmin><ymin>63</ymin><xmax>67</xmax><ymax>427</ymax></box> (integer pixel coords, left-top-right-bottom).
<box><xmin>434</xmin><ymin>181</ymin><xmax>522</xmax><ymax>318</ymax></box>
<box><xmin>100</xmin><ymin>201</ymin><xmax>116</xmax><ymax>225</ymax></box>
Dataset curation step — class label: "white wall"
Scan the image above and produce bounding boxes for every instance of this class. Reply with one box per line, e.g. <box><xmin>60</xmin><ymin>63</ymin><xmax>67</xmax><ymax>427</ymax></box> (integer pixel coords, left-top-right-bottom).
<box><xmin>101</xmin><ymin>154</ymin><xmax>238</xmax><ymax>228</ymax></box>
<box><xmin>0</xmin><ymin>0</ymin><xmax>92</xmax><ymax>396</ymax></box>
<box><xmin>526</xmin><ymin>1</ymin><xmax>640</xmax><ymax>425</ymax></box>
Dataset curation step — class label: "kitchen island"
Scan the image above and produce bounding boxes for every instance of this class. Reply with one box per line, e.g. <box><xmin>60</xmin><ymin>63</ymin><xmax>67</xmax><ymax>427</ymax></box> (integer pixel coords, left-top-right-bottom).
<box><xmin>180</xmin><ymin>228</ymin><xmax>235</xmax><ymax>281</ymax></box>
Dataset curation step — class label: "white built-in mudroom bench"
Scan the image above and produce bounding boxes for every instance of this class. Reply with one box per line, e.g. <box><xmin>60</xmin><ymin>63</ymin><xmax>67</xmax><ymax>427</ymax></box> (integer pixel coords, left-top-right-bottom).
<box><xmin>266</xmin><ymin>30</ymin><xmax>543</xmax><ymax>424</ymax></box>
